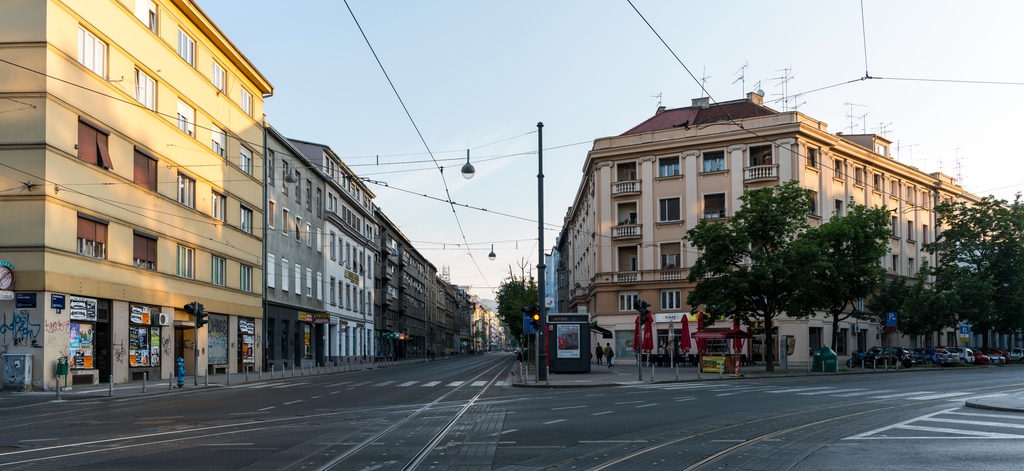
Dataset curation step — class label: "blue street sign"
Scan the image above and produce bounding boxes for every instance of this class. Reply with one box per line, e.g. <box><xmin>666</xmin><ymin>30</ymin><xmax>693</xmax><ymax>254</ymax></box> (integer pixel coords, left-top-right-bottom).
<box><xmin>959</xmin><ymin>325</ymin><xmax>970</xmax><ymax>335</ymax></box>
<box><xmin>523</xmin><ymin>314</ymin><xmax>536</xmax><ymax>334</ymax></box>
<box><xmin>886</xmin><ymin>312</ymin><xmax>897</xmax><ymax>327</ymax></box>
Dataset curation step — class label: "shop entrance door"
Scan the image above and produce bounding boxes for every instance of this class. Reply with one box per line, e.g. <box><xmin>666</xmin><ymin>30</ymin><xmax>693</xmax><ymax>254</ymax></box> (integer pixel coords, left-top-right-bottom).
<box><xmin>95</xmin><ymin>319</ymin><xmax>111</xmax><ymax>383</ymax></box>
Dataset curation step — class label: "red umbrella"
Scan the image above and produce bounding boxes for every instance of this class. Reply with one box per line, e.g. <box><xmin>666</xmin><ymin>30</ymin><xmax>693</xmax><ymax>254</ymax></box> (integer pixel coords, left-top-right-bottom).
<box><xmin>642</xmin><ymin>313</ymin><xmax>654</xmax><ymax>353</ymax></box>
<box><xmin>679</xmin><ymin>315</ymin><xmax>692</xmax><ymax>353</ymax></box>
<box><xmin>634</xmin><ymin>315</ymin><xmax>641</xmax><ymax>354</ymax></box>
<box><xmin>732</xmin><ymin>317</ymin><xmax>744</xmax><ymax>353</ymax></box>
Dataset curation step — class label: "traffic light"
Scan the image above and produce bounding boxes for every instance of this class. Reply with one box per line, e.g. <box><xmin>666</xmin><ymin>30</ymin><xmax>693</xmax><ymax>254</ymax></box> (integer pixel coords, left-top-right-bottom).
<box><xmin>195</xmin><ymin>303</ymin><xmax>208</xmax><ymax>329</ymax></box>
<box><xmin>522</xmin><ymin>305</ymin><xmax>541</xmax><ymax>329</ymax></box>
<box><xmin>635</xmin><ymin>298</ymin><xmax>652</xmax><ymax>325</ymax></box>
<box><xmin>183</xmin><ymin>302</ymin><xmax>196</xmax><ymax>315</ymax></box>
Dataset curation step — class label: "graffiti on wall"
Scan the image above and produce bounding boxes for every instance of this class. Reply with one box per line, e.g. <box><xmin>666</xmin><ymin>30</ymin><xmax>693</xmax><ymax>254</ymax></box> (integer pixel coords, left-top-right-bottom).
<box><xmin>1</xmin><ymin>310</ymin><xmax>41</xmax><ymax>345</ymax></box>
<box><xmin>113</xmin><ymin>335</ymin><xmax>126</xmax><ymax>365</ymax></box>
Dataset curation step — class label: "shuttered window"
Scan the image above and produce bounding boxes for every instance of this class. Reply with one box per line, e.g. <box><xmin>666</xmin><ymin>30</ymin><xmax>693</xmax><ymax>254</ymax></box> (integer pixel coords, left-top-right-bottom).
<box><xmin>133</xmin><ymin>232</ymin><xmax>157</xmax><ymax>270</ymax></box>
<box><xmin>133</xmin><ymin>147</ymin><xmax>157</xmax><ymax>190</ymax></box>
<box><xmin>78</xmin><ymin>119</ymin><xmax>113</xmax><ymax>169</ymax></box>
<box><xmin>77</xmin><ymin>215</ymin><xmax>107</xmax><ymax>259</ymax></box>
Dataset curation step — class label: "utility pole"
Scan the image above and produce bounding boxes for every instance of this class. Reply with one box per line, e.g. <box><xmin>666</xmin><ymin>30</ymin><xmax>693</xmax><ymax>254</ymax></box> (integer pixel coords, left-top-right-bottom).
<box><xmin>536</xmin><ymin>122</ymin><xmax>547</xmax><ymax>382</ymax></box>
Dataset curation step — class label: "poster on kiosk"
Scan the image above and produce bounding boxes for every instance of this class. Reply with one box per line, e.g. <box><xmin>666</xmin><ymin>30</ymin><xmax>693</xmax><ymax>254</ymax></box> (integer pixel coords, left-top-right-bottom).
<box><xmin>546</xmin><ymin>313</ymin><xmax>591</xmax><ymax>373</ymax></box>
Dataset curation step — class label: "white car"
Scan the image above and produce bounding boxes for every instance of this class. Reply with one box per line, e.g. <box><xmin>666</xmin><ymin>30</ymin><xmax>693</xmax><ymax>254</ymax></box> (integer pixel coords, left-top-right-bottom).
<box><xmin>944</xmin><ymin>347</ymin><xmax>974</xmax><ymax>364</ymax></box>
<box><xmin>1009</xmin><ymin>348</ymin><xmax>1024</xmax><ymax>363</ymax></box>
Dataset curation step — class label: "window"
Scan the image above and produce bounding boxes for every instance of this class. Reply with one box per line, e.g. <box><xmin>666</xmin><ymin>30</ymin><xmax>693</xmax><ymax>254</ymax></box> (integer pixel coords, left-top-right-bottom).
<box><xmin>282</xmin><ymin>208</ymin><xmax>290</xmax><ymax>235</ymax></box>
<box><xmin>240</xmin><ymin>146</ymin><xmax>253</xmax><ymax>175</ymax></box>
<box><xmin>177</xmin><ymin>100</ymin><xmax>195</xmax><ymax>137</ymax></box>
<box><xmin>327</xmin><ymin>193</ymin><xmax>337</xmax><ymax>213</ymax></box>
<box><xmin>134</xmin><ymin>0</ymin><xmax>158</xmax><ymax>33</ymax></box>
<box><xmin>658</xmin><ymin>157</ymin><xmax>680</xmax><ymax>177</ymax></box>
<box><xmin>703</xmin><ymin>193</ymin><xmax>726</xmax><ymax>219</ymax></box>
<box><xmin>305</xmin><ymin>180</ymin><xmax>312</xmax><ymax>211</ymax></box>
<box><xmin>211</xmin><ymin>256</ymin><xmax>226</xmax><ymax>286</ymax></box>
<box><xmin>267</xmin><ymin>150</ymin><xmax>275</xmax><ymax>187</ymax></box>
<box><xmin>267</xmin><ymin>200</ymin><xmax>276</xmax><ymax>229</ymax></box>
<box><xmin>659</xmin><ymin>197</ymin><xmax>681</xmax><ymax>222</ymax></box>
<box><xmin>77</xmin><ymin>26</ymin><xmax>107</xmax><ymax>78</ymax></box>
<box><xmin>749</xmin><ymin>145</ymin><xmax>772</xmax><ymax>166</ymax></box>
<box><xmin>211</xmin><ymin>191</ymin><xmax>226</xmax><ymax>221</ymax></box>
<box><xmin>702</xmin><ymin>151</ymin><xmax>725</xmax><ymax>172</ymax></box>
<box><xmin>76</xmin><ymin>216</ymin><xmax>107</xmax><ymax>259</ymax></box>
<box><xmin>807</xmin><ymin>147</ymin><xmax>818</xmax><ymax>168</ymax></box>
<box><xmin>267</xmin><ymin>253</ymin><xmax>275</xmax><ymax>288</ymax></box>
<box><xmin>316</xmin><ymin>189</ymin><xmax>322</xmax><ymax>218</ymax></box>
<box><xmin>211</xmin><ymin>125</ymin><xmax>226</xmax><ymax>157</ymax></box>
<box><xmin>295</xmin><ymin>172</ymin><xmax>301</xmax><ymax>205</ymax></box>
<box><xmin>177</xmin><ymin>173</ymin><xmax>195</xmax><ymax>208</ymax></box>
<box><xmin>294</xmin><ymin>263</ymin><xmax>301</xmax><ymax>296</ymax></box>
<box><xmin>890</xmin><ymin>180</ymin><xmax>897</xmax><ymax>195</ymax></box>
<box><xmin>836</xmin><ymin>328</ymin><xmax>848</xmax><ymax>355</ymax></box>
<box><xmin>133</xmin><ymin>232</ymin><xmax>156</xmax><ymax>270</ymax></box>
<box><xmin>306</xmin><ymin>222</ymin><xmax>312</xmax><ymax>247</ymax></box>
<box><xmin>329</xmin><ymin>276</ymin><xmax>337</xmax><ymax>305</ymax></box>
<box><xmin>281</xmin><ymin>257</ymin><xmax>289</xmax><ymax>291</ymax></box>
<box><xmin>661</xmin><ymin>290</ymin><xmax>682</xmax><ymax>310</ymax></box>
<box><xmin>212</xmin><ymin>61</ymin><xmax>226</xmax><ymax>93</ymax></box>
<box><xmin>661</xmin><ymin>243</ymin><xmax>679</xmax><ymax>269</ymax></box>
<box><xmin>891</xmin><ymin>255</ymin><xmax>899</xmax><ymax>274</ymax></box>
<box><xmin>834</xmin><ymin>199</ymin><xmax>844</xmax><ymax>217</ymax></box>
<box><xmin>176</xmin><ymin>245</ymin><xmax>194</xmax><ymax>278</ymax></box>
<box><xmin>908</xmin><ymin>258</ymin><xmax>915</xmax><ymax>277</ymax></box>
<box><xmin>808</xmin><ymin>190</ymin><xmax>819</xmax><ymax>216</ymax></box>
<box><xmin>78</xmin><ymin>119</ymin><xmax>113</xmax><ymax>169</ymax></box>
<box><xmin>922</xmin><ymin>224</ymin><xmax>929</xmax><ymax>244</ymax></box>
<box><xmin>177</xmin><ymin>29</ymin><xmax>195</xmax><ymax>66</ymax></box>
<box><xmin>316</xmin><ymin>272</ymin><xmax>322</xmax><ymax>301</ymax></box>
<box><xmin>281</xmin><ymin>161</ymin><xmax>290</xmax><ymax>194</ymax></box>
<box><xmin>133</xmin><ymin>147</ymin><xmax>157</xmax><ymax>191</ymax></box>
<box><xmin>240</xmin><ymin>206</ymin><xmax>253</xmax><ymax>234</ymax></box>
<box><xmin>873</xmin><ymin>173</ymin><xmax>881</xmax><ymax>190</ymax></box>
<box><xmin>329</xmin><ymin>231</ymin><xmax>336</xmax><ymax>260</ymax></box>
<box><xmin>907</xmin><ymin>220</ymin><xmax>915</xmax><ymax>241</ymax></box>
<box><xmin>834</xmin><ymin>159</ymin><xmax>845</xmax><ymax>179</ymax></box>
<box><xmin>240</xmin><ymin>265</ymin><xmax>252</xmax><ymax>292</ymax></box>
<box><xmin>316</xmin><ymin>228</ymin><xmax>322</xmax><ymax>253</ymax></box>
<box><xmin>134</xmin><ymin>68</ymin><xmax>156</xmax><ymax>110</ymax></box>
<box><xmin>294</xmin><ymin>217</ymin><xmax>302</xmax><ymax>241</ymax></box>
<box><xmin>618</xmin><ymin>292</ymin><xmax>638</xmax><ymax>312</ymax></box>
<box><xmin>891</xmin><ymin>216</ymin><xmax>899</xmax><ymax>237</ymax></box>
<box><xmin>855</xmin><ymin>167</ymin><xmax>864</xmax><ymax>185</ymax></box>
<box><xmin>240</xmin><ymin>88</ymin><xmax>253</xmax><ymax>116</ymax></box>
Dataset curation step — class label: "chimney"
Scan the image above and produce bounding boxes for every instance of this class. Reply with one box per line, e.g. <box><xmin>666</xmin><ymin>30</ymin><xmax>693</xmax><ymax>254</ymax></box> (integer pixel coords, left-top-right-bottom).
<box><xmin>746</xmin><ymin>91</ymin><xmax>764</xmax><ymax>106</ymax></box>
<box><xmin>691</xmin><ymin>97</ymin><xmax>710</xmax><ymax>108</ymax></box>
<box><xmin>655</xmin><ymin>105</ymin><xmax>666</xmax><ymax>115</ymax></box>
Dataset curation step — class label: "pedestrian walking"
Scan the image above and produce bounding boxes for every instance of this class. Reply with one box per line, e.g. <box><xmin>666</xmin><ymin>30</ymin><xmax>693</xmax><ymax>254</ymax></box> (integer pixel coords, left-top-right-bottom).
<box><xmin>595</xmin><ymin>344</ymin><xmax>604</xmax><ymax>365</ymax></box>
<box><xmin>606</xmin><ymin>343</ymin><xmax>614</xmax><ymax>368</ymax></box>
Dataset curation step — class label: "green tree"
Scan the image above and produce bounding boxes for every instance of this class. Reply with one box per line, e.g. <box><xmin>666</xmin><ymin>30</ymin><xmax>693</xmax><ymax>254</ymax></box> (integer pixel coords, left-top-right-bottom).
<box><xmin>685</xmin><ymin>181</ymin><xmax>812</xmax><ymax>372</ymax></box>
<box><xmin>494</xmin><ymin>268</ymin><xmax>538</xmax><ymax>342</ymax></box>
<box><xmin>790</xmin><ymin>202</ymin><xmax>891</xmax><ymax>351</ymax></box>
<box><xmin>926</xmin><ymin>195</ymin><xmax>1024</xmax><ymax>348</ymax></box>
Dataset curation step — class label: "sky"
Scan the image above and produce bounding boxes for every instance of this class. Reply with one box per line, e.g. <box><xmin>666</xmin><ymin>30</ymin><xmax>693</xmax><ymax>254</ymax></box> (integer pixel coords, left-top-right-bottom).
<box><xmin>199</xmin><ymin>0</ymin><xmax>1024</xmax><ymax>299</ymax></box>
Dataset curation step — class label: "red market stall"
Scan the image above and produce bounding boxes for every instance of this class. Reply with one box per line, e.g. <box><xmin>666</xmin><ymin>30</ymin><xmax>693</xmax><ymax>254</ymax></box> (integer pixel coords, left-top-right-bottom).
<box><xmin>692</xmin><ymin>326</ymin><xmax>753</xmax><ymax>375</ymax></box>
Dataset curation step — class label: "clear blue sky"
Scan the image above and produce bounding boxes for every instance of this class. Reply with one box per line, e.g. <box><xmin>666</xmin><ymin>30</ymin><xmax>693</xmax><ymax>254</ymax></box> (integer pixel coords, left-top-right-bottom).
<box><xmin>200</xmin><ymin>0</ymin><xmax>1024</xmax><ymax>298</ymax></box>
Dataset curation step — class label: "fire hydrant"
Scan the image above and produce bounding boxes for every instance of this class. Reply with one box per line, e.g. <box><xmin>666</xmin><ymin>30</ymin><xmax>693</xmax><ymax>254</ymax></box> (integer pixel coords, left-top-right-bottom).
<box><xmin>176</xmin><ymin>357</ymin><xmax>186</xmax><ymax>388</ymax></box>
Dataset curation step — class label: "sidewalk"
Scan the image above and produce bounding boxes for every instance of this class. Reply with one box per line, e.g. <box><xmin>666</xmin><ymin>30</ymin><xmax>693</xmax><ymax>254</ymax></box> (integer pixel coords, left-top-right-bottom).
<box><xmin>0</xmin><ymin>357</ymin><xmax>427</xmax><ymax>409</ymax></box>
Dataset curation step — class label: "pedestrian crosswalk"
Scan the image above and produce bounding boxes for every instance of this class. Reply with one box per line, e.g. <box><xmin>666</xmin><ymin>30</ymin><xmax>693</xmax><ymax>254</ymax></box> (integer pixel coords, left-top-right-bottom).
<box><xmin>627</xmin><ymin>382</ymin><xmax>991</xmax><ymax>401</ymax></box>
<box><xmin>231</xmin><ymin>378</ymin><xmax>509</xmax><ymax>390</ymax></box>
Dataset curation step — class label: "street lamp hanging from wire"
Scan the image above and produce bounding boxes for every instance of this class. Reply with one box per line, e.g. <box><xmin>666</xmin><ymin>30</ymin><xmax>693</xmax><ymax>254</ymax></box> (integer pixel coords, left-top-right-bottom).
<box><xmin>461</xmin><ymin>149</ymin><xmax>475</xmax><ymax>179</ymax></box>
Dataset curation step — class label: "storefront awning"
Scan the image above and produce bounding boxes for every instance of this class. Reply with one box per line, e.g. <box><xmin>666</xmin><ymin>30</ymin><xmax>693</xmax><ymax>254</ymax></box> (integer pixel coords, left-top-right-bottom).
<box><xmin>691</xmin><ymin>328</ymin><xmax>754</xmax><ymax>340</ymax></box>
<box><xmin>590</xmin><ymin>324</ymin><xmax>613</xmax><ymax>339</ymax></box>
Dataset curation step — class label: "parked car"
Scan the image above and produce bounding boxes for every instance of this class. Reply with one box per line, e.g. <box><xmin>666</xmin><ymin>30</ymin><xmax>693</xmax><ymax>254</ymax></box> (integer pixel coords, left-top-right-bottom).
<box><xmin>922</xmin><ymin>348</ymin><xmax>958</xmax><ymax>366</ymax></box>
<box><xmin>974</xmin><ymin>351</ymin><xmax>992</xmax><ymax>365</ymax></box>
<box><xmin>941</xmin><ymin>347</ymin><xmax>974</xmax><ymax>364</ymax></box>
<box><xmin>980</xmin><ymin>348</ymin><xmax>1008</xmax><ymax>364</ymax></box>
<box><xmin>1009</xmin><ymin>348</ymin><xmax>1024</xmax><ymax>363</ymax></box>
<box><xmin>865</xmin><ymin>347</ymin><xmax>916</xmax><ymax>368</ymax></box>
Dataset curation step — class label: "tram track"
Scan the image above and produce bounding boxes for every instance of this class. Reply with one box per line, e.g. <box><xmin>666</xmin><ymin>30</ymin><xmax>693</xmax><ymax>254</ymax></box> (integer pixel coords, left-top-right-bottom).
<box><xmin>579</xmin><ymin>383</ymin><xmax>1024</xmax><ymax>471</ymax></box>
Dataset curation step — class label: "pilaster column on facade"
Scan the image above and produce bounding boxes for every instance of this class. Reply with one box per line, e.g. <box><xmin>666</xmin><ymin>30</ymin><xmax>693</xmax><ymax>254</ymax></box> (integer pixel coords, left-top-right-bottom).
<box><xmin>596</xmin><ymin>161</ymin><xmax>615</xmax><ymax>273</ymax></box>
<box><xmin>638</xmin><ymin>155</ymin><xmax>657</xmax><ymax>272</ymax></box>
<box><xmin>774</xmin><ymin>138</ymin><xmax>796</xmax><ymax>182</ymax></box>
<box><xmin>727</xmin><ymin>144</ymin><xmax>746</xmax><ymax>215</ymax></box>
<box><xmin>681</xmin><ymin>150</ymin><xmax>700</xmax><ymax>268</ymax></box>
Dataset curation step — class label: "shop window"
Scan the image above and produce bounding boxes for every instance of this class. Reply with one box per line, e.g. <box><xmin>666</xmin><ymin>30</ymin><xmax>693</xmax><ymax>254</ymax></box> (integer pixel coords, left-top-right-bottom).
<box><xmin>239</xmin><ymin>318</ymin><xmax>256</xmax><ymax>366</ymax></box>
<box><xmin>78</xmin><ymin>118</ymin><xmax>113</xmax><ymax>169</ymax></box>
<box><xmin>70</xmin><ymin>319</ymin><xmax>95</xmax><ymax>369</ymax></box>
<box><xmin>809</xmin><ymin>327</ymin><xmax>823</xmax><ymax>352</ymax></box>
<box><xmin>133</xmin><ymin>147</ymin><xmax>157</xmax><ymax>191</ymax></box>
<box><xmin>133</xmin><ymin>232</ymin><xmax>157</xmax><ymax>270</ymax></box>
<box><xmin>837</xmin><ymin>328</ymin><xmax>848</xmax><ymax>355</ymax></box>
<box><xmin>77</xmin><ymin>215</ymin><xmax>107</xmax><ymax>259</ymax></box>
<box><xmin>128</xmin><ymin>305</ymin><xmax>160</xmax><ymax>368</ymax></box>
<box><xmin>208</xmin><ymin>314</ymin><xmax>228</xmax><ymax>365</ymax></box>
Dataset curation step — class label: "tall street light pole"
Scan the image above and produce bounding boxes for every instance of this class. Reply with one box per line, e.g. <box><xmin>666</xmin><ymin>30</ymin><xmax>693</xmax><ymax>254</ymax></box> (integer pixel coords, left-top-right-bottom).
<box><xmin>536</xmin><ymin>122</ymin><xmax>547</xmax><ymax>382</ymax></box>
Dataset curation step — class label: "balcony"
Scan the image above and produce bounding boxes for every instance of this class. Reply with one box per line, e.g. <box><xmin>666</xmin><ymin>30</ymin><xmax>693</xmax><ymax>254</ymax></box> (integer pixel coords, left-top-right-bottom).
<box><xmin>744</xmin><ymin>164</ymin><xmax>778</xmax><ymax>183</ymax></box>
<box><xmin>612</xmin><ymin>223</ymin><xmax>641</xmax><ymax>239</ymax></box>
<box><xmin>612</xmin><ymin>180</ymin><xmax>640</xmax><ymax>196</ymax></box>
<box><xmin>614</xmin><ymin>272</ymin><xmax>639</xmax><ymax>283</ymax></box>
<box><xmin>659</xmin><ymin>270</ymin><xmax>683</xmax><ymax>281</ymax></box>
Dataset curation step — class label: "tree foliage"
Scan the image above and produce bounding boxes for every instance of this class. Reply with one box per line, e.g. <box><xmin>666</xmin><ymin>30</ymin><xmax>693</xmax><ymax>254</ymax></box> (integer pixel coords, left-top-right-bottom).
<box><xmin>926</xmin><ymin>195</ymin><xmax>1024</xmax><ymax>347</ymax></box>
<box><xmin>686</xmin><ymin>181</ymin><xmax>812</xmax><ymax>372</ymax></box>
<box><xmin>790</xmin><ymin>202</ymin><xmax>892</xmax><ymax>350</ymax></box>
<box><xmin>494</xmin><ymin>269</ymin><xmax>538</xmax><ymax>343</ymax></box>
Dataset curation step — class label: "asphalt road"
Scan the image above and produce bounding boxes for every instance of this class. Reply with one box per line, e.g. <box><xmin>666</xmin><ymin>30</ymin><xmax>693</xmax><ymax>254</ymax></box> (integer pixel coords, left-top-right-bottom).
<box><xmin>1</xmin><ymin>354</ymin><xmax>1023</xmax><ymax>470</ymax></box>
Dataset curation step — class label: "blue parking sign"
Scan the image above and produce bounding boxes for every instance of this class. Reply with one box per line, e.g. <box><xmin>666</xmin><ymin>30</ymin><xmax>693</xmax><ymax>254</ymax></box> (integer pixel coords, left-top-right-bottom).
<box><xmin>960</xmin><ymin>325</ymin><xmax>970</xmax><ymax>335</ymax></box>
<box><xmin>523</xmin><ymin>314</ymin><xmax>536</xmax><ymax>334</ymax></box>
<box><xmin>886</xmin><ymin>312</ymin><xmax>897</xmax><ymax>327</ymax></box>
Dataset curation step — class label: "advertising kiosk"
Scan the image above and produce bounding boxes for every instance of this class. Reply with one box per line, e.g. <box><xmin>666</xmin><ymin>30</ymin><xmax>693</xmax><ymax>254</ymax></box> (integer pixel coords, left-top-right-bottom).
<box><xmin>546</xmin><ymin>313</ymin><xmax>591</xmax><ymax>373</ymax></box>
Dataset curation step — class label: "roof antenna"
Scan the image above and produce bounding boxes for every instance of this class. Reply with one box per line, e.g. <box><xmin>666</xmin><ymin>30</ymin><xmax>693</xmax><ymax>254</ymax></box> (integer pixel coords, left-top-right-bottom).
<box><xmin>844</xmin><ymin>102</ymin><xmax>867</xmax><ymax>134</ymax></box>
<box><xmin>700</xmin><ymin>66</ymin><xmax>712</xmax><ymax>98</ymax></box>
<box><xmin>732</xmin><ymin>60</ymin><xmax>748</xmax><ymax>95</ymax></box>
<box><xmin>770</xmin><ymin>67</ymin><xmax>794</xmax><ymax>111</ymax></box>
<box><xmin>650</xmin><ymin>92</ymin><xmax>662</xmax><ymax>108</ymax></box>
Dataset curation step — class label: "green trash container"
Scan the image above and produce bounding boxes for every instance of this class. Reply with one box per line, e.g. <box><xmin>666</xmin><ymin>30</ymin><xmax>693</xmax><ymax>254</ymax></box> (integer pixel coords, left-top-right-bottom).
<box><xmin>812</xmin><ymin>346</ymin><xmax>838</xmax><ymax>372</ymax></box>
<box><xmin>56</xmin><ymin>356</ymin><xmax>70</xmax><ymax>388</ymax></box>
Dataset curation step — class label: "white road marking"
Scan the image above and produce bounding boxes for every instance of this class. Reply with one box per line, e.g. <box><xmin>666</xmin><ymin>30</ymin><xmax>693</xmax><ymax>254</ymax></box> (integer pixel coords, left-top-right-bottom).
<box><xmin>846</xmin><ymin>407</ymin><xmax>1024</xmax><ymax>440</ymax></box>
<box><xmin>676</xmin><ymin>397</ymin><xmax>697</xmax><ymax>401</ymax></box>
<box><xmin>907</xmin><ymin>392</ymin><xmax>972</xmax><ymax>400</ymax></box>
<box><xmin>257</xmin><ymin>406</ymin><xmax>276</xmax><ymax>411</ymax></box>
<box><xmin>552</xmin><ymin>406</ymin><xmax>586</xmax><ymax>410</ymax></box>
<box><xmin>489</xmin><ymin>429</ymin><xmax>518</xmax><ymax>436</ymax></box>
<box><xmin>591</xmin><ymin>411</ymin><xmax>614</xmax><ymax>416</ymax></box>
<box><xmin>544</xmin><ymin>419</ymin><xmax>567</xmax><ymax>425</ymax></box>
<box><xmin>283</xmin><ymin>400</ymin><xmax>303</xmax><ymax>405</ymax></box>
<box><xmin>919</xmin><ymin>417</ymin><xmax>1024</xmax><ymax>430</ymax></box>
<box><xmin>866</xmin><ymin>391</ymin><xmax>933</xmax><ymax>399</ymax></box>
<box><xmin>636</xmin><ymin>403</ymin><xmax>657</xmax><ymax>408</ymax></box>
<box><xmin>831</xmin><ymin>390</ymin><xmax>894</xmax><ymax>397</ymax></box>
<box><xmin>614</xmin><ymin>401</ymin><xmax>645</xmax><ymax>404</ymax></box>
<box><xmin>765</xmin><ymin>387</ymin><xmax>835</xmax><ymax>394</ymax></box>
<box><xmin>372</xmin><ymin>381</ymin><xmax>396</xmax><ymax>387</ymax></box>
<box><xmin>271</xmin><ymin>382</ymin><xmax>309</xmax><ymax>389</ymax></box>
<box><xmin>799</xmin><ymin>389</ymin><xmax>868</xmax><ymax>396</ymax></box>
<box><xmin>422</xmin><ymin>381</ymin><xmax>441</xmax><ymax>387</ymax></box>
<box><xmin>330</xmin><ymin>391</ymin><xmax>340</xmax><ymax>395</ymax></box>
<box><xmin>228</xmin><ymin>412</ymin><xmax>268</xmax><ymax>416</ymax></box>
<box><xmin>397</xmin><ymin>381</ymin><xmax>419</xmax><ymax>387</ymax></box>
<box><xmin>446</xmin><ymin>381</ymin><xmax>465</xmax><ymax>387</ymax></box>
<box><xmin>471</xmin><ymin>381</ymin><xmax>487</xmax><ymax>387</ymax></box>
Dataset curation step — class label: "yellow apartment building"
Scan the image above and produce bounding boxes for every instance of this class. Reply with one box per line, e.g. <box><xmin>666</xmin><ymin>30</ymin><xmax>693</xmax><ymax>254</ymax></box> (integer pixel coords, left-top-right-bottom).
<box><xmin>559</xmin><ymin>92</ymin><xmax>978</xmax><ymax>367</ymax></box>
<box><xmin>0</xmin><ymin>0</ymin><xmax>272</xmax><ymax>390</ymax></box>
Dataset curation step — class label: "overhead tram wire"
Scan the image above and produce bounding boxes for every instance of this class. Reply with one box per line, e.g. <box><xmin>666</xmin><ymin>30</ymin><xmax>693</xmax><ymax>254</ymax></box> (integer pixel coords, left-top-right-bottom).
<box><xmin>343</xmin><ymin>0</ymin><xmax>492</xmax><ymax>292</ymax></box>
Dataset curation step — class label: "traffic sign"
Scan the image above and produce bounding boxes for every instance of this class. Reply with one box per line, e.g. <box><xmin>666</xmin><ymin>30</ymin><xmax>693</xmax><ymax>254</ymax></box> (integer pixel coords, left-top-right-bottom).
<box><xmin>523</xmin><ymin>313</ymin><xmax>536</xmax><ymax>334</ymax></box>
<box><xmin>959</xmin><ymin>325</ymin><xmax>970</xmax><ymax>343</ymax></box>
<box><xmin>885</xmin><ymin>312</ymin><xmax>897</xmax><ymax>332</ymax></box>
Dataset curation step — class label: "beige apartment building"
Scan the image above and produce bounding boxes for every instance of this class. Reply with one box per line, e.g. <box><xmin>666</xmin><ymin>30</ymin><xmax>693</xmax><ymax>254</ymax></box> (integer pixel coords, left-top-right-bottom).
<box><xmin>0</xmin><ymin>0</ymin><xmax>271</xmax><ymax>390</ymax></box>
<box><xmin>559</xmin><ymin>92</ymin><xmax>977</xmax><ymax>367</ymax></box>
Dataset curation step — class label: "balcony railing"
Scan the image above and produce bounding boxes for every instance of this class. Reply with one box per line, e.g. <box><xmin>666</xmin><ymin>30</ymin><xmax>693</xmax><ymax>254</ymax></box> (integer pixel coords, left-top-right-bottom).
<box><xmin>659</xmin><ymin>270</ymin><xmax>683</xmax><ymax>281</ymax></box>
<box><xmin>744</xmin><ymin>164</ymin><xmax>779</xmax><ymax>182</ymax></box>
<box><xmin>612</xmin><ymin>180</ymin><xmax>640</xmax><ymax>196</ymax></box>
<box><xmin>615</xmin><ymin>272</ymin><xmax>639</xmax><ymax>282</ymax></box>
<box><xmin>612</xmin><ymin>224</ymin><xmax>641</xmax><ymax>239</ymax></box>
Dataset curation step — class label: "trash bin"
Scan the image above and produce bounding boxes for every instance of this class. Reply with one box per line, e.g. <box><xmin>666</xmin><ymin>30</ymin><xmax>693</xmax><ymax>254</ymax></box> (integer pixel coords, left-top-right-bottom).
<box><xmin>812</xmin><ymin>346</ymin><xmax>838</xmax><ymax>372</ymax></box>
<box><xmin>56</xmin><ymin>357</ymin><xmax>70</xmax><ymax>377</ymax></box>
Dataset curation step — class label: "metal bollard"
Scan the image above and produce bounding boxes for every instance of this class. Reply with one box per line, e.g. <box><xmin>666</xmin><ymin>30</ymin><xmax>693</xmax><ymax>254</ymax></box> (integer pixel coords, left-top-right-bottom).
<box><xmin>143</xmin><ymin>372</ymin><xmax>147</xmax><ymax>393</ymax></box>
<box><xmin>169</xmin><ymin>374</ymin><xmax>173</xmax><ymax>390</ymax></box>
<box><xmin>226</xmin><ymin>371</ymin><xmax>230</xmax><ymax>385</ymax></box>
<box><xmin>109</xmin><ymin>375</ymin><xmax>114</xmax><ymax>397</ymax></box>
<box><xmin>204</xmin><ymin>373</ymin><xmax>208</xmax><ymax>386</ymax></box>
<box><xmin>271</xmin><ymin>365</ymin><xmax>275</xmax><ymax>379</ymax></box>
<box><xmin>292</xmin><ymin>364</ymin><xmax>295</xmax><ymax>377</ymax></box>
<box><xmin>258</xmin><ymin>368</ymin><xmax>262</xmax><ymax>380</ymax></box>
<box><xmin>56</xmin><ymin>383</ymin><xmax>61</xmax><ymax>401</ymax></box>
<box><xmin>245</xmin><ymin>367</ymin><xmax>249</xmax><ymax>382</ymax></box>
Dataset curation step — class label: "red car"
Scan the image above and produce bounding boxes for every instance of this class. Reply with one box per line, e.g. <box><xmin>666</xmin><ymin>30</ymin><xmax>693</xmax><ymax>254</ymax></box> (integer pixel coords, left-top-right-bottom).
<box><xmin>974</xmin><ymin>352</ymin><xmax>991</xmax><ymax>365</ymax></box>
